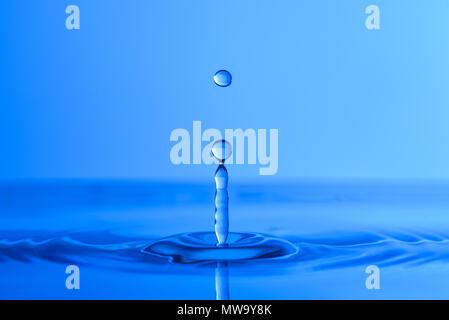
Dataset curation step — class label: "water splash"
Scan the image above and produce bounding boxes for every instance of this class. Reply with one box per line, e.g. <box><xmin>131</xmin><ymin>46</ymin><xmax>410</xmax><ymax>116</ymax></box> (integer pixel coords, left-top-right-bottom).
<box><xmin>143</xmin><ymin>140</ymin><xmax>298</xmax><ymax>263</ymax></box>
<box><xmin>142</xmin><ymin>232</ymin><xmax>298</xmax><ymax>263</ymax></box>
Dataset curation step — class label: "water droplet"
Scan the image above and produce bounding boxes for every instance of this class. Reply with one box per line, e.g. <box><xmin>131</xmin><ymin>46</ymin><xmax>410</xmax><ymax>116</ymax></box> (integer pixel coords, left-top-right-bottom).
<box><xmin>211</xmin><ymin>140</ymin><xmax>232</xmax><ymax>163</ymax></box>
<box><xmin>214</xmin><ymin>70</ymin><xmax>232</xmax><ymax>87</ymax></box>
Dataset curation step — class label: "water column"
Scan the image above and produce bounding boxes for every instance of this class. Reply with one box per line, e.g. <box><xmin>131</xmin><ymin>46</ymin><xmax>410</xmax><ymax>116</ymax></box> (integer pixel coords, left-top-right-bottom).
<box><xmin>211</xmin><ymin>140</ymin><xmax>232</xmax><ymax>246</ymax></box>
<box><xmin>214</xmin><ymin>164</ymin><xmax>229</xmax><ymax>245</ymax></box>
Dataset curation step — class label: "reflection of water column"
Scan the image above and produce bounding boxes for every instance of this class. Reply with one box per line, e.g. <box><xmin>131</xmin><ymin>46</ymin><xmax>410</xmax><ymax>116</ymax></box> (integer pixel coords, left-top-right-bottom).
<box><xmin>215</xmin><ymin>262</ymin><xmax>230</xmax><ymax>300</ymax></box>
<box><xmin>214</xmin><ymin>165</ymin><xmax>229</xmax><ymax>245</ymax></box>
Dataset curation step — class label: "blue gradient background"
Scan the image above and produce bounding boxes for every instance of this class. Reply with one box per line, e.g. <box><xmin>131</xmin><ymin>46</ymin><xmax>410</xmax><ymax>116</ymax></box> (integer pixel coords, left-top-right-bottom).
<box><xmin>1</xmin><ymin>1</ymin><xmax>449</xmax><ymax>300</ymax></box>
<box><xmin>1</xmin><ymin>0</ymin><xmax>449</xmax><ymax>181</ymax></box>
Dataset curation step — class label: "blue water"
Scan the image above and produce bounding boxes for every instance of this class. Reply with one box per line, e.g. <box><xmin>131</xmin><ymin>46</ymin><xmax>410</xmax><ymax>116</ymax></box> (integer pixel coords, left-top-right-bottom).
<box><xmin>1</xmin><ymin>180</ymin><xmax>448</xmax><ymax>299</ymax></box>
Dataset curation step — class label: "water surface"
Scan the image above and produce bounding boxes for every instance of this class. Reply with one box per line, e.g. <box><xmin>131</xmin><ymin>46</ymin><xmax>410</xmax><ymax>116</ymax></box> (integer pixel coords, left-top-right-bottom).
<box><xmin>0</xmin><ymin>180</ymin><xmax>448</xmax><ymax>299</ymax></box>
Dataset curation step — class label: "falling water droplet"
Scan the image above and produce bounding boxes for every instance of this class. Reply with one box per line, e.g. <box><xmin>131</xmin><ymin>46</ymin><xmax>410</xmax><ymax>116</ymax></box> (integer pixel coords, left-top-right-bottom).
<box><xmin>211</xmin><ymin>140</ymin><xmax>232</xmax><ymax>163</ymax></box>
<box><xmin>214</xmin><ymin>70</ymin><xmax>232</xmax><ymax>87</ymax></box>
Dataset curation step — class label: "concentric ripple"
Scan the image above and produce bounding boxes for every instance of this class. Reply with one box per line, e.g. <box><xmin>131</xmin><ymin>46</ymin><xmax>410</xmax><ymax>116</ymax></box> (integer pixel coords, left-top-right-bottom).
<box><xmin>142</xmin><ymin>232</ymin><xmax>299</xmax><ymax>263</ymax></box>
<box><xmin>1</xmin><ymin>230</ymin><xmax>449</xmax><ymax>271</ymax></box>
